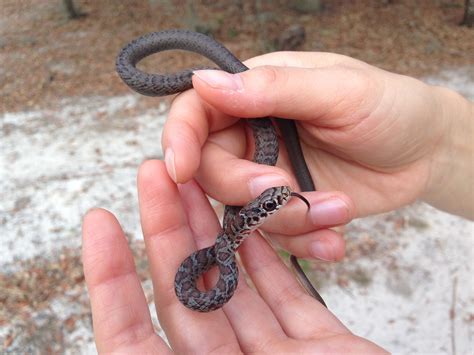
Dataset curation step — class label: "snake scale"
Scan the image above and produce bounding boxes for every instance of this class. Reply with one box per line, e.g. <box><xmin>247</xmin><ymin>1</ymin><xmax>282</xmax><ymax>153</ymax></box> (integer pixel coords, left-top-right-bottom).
<box><xmin>116</xmin><ymin>29</ymin><xmax>326</xmax><ymax>312</ymax></box>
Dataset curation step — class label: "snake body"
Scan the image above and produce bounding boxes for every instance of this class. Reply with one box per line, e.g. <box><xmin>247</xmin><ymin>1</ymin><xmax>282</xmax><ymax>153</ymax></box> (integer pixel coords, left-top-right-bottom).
<box><xmin>116</xmin><ymin>29</ymin><xmax>326</xmax><ymax>312</ymax></box>
<box><xmin>175</xmin><ymin>186</ymin><xmax>292</xmax><ymax>311</ymax></box>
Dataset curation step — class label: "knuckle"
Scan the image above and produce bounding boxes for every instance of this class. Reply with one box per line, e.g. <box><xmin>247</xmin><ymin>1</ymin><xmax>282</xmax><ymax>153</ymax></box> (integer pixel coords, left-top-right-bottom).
<box><xmin>251</xmin><ymin>65</ymin><xmax>282</xmax><ymax>88</ymax></box>
<box><xmin>327</xmin><ymin>65</ymin><xmax>382</xmax><ymax>119</ymax></box>
<box><xmin>245</xmin><ymin>65</ymin><xmax>288</xmax><ymax>114</ymax></box>
<box><xmin>336</xmin><ymin>65</ymin><xmax>378</xmax><ymax>100</ymax></box>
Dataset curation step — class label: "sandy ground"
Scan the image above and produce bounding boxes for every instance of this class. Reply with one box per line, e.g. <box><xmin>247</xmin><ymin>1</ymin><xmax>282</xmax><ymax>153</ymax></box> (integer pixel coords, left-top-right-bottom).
<box><xmin>1</xmin><ymin>67</ymin><xmax>473</xmax><ymax>354</ymax></box>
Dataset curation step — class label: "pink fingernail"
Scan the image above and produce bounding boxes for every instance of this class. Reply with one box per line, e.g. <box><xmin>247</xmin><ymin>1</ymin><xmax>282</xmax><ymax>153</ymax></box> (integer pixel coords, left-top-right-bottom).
<box><xmin>310</xmin><ymin>198</ymin><xmax>349</xmax><ymax>226</ymax></box>
<box><xmin>193</xmin><ymin>70</ymin><xmax>244</xmax><ymax>91</ymax></box>
<box><xmin>164</xmin><ymin>148</ymin><xmax>177</xmax><ymax>183</ymax></box>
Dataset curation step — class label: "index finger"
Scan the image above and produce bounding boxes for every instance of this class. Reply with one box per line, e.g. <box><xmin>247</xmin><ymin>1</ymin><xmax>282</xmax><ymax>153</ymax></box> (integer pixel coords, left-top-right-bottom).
<box><xmin>161</xmin><ymin>88</ymin><xmax>239</xmax><ymax>183</ymax></box>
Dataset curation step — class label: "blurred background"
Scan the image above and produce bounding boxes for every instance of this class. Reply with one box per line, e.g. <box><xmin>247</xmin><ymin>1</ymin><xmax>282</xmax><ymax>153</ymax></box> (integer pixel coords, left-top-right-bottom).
<box><xmin>1</xmin><ymin>0</ymin><xmax>473</xmax><ymax>353</ymax></box>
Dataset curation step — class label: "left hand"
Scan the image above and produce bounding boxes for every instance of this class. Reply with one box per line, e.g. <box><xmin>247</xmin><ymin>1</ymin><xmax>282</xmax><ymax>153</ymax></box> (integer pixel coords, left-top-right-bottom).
<box><xmin>82</xmin><ymin>160</ymin><xmax>386</xmax><ymax>353</ymax></box>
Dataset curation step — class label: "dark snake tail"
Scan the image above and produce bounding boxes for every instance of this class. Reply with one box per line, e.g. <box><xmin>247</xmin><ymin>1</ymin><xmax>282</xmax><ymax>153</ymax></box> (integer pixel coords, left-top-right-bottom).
<box><xmin>116</xmin><ymin>29</ymin><xmax>326</xmax><ymax>311</ymax></box>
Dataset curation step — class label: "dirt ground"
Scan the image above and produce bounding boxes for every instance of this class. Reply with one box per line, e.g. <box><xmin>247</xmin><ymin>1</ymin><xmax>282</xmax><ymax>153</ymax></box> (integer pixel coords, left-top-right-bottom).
<box><xmin>1</xmin><ymin>0</ymin><xmax>473</xmax><ymax>113</ymax></box>
<box><xmin>1</xmin><ymin>1</ymin><xmax>473</xmax><ymax>353</ymax></box>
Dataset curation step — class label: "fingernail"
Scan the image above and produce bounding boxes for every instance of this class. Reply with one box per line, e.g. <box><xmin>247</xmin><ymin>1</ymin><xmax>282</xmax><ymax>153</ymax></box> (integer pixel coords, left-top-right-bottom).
<box><xmin>193</xmin><ymin>70</ymin><xmax>244</xmax><ymax>91</ymax></box>
<box><xmin>310</xmin><ymin>241</ymin><xmax>335</xmax><ymax>261</ymax></box>
<box><xmin>310</xmin><ymin>198</ymin><xmax>349</xmax><ymax>226</ymax></box>
<box><xmin>164</xmin><ymin>148</ymin><xmax>177</xmax><ymax>183</ymax></box>
<box><xmin>248</xmin><ymin>174</ymin><xmax>290</xmax><ymax>197</ymax></box>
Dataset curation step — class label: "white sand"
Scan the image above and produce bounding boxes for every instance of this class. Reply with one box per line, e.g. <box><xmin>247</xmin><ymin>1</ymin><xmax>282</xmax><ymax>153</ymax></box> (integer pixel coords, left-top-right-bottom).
<box><xmin>1</xmin><ymin>67</ymin><xmax>472</xmax><ymax>354</ymax></box>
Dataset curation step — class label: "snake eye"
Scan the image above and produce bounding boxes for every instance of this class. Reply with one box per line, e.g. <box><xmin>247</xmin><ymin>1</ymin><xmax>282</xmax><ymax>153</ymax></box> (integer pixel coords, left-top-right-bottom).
<box><xmin>263</xmin><ymin>200</ymin><xmax>277</xmax><ymax>211</ymax></box>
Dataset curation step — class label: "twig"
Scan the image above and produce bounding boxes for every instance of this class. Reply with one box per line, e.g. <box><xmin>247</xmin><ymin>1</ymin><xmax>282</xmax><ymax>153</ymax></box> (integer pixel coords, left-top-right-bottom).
<box><xmin>449</xmin><ymin>277</ymin><xmax>457</xmax><ymax>355</ymax></box>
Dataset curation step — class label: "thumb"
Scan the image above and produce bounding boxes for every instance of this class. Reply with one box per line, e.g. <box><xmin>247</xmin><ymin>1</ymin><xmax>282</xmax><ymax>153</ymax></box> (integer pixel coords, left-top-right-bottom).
<box><xmin>192</xmin><ymin>65</ymin><xmax>380</xmax><ymax>125</ymax></box>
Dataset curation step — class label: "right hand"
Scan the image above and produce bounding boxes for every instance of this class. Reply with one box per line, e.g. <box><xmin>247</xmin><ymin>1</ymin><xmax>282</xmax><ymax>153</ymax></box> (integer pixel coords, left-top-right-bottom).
<box><xmin>162</xmin><ymin>51</ymin><xmax>472</xmax><ymax>220</ymax></box>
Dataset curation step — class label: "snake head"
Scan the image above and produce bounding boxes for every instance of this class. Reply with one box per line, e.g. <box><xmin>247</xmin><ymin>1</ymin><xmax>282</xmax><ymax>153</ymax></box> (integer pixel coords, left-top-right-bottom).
<box><xmin>237</xmin><ymin>186</ymin><xmax>292</xmax><ymax>231</ymax></box>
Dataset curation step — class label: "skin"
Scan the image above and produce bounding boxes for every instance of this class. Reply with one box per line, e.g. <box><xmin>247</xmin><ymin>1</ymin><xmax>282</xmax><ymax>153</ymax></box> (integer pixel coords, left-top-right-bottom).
<box><xmin>83</xmin><ymin>52</ymin><xmax>473</xmax><ymax>353</ymax></box>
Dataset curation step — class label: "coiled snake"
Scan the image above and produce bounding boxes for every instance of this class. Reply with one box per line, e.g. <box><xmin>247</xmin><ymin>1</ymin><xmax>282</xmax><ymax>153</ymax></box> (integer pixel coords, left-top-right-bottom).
<box><xmin>116</xmin><ymin>29</ymin><xmax>326</xmax><ymax>312</ymax></box>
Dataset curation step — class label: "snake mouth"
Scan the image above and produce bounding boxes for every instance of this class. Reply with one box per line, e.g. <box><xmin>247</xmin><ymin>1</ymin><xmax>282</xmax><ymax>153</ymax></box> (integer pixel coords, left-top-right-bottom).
<box><xmin>290</xmin><ymin>192</ymin><xmax>310</xmax><ymax>210</ymax></box>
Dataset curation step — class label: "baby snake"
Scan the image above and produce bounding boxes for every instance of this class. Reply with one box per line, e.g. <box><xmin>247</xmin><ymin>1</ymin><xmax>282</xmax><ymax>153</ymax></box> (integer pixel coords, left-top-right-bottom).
<box><xmin>116</xmin><ymin>29</ymin><xmax>326</xmax><ymax>312</ymax></box>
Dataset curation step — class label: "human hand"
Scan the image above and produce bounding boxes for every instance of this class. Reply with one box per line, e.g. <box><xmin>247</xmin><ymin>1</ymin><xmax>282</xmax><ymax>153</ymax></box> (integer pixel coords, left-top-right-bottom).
<box><xmin>162</xmin><ymin>51</ymin><xmax>473</xmax><ymax>220</ymax></box>
<box><xmin>82</xmin><ymin>160</ymin><xmax>387</xmax><ymax>353</ymax></box>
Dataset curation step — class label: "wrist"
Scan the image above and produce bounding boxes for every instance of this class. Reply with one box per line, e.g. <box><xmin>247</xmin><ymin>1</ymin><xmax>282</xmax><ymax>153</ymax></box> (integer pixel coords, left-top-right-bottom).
<box><xmin>422</xmin><ymin>86</ymin><xmax>474</xmax><ymax>219</ymax></box>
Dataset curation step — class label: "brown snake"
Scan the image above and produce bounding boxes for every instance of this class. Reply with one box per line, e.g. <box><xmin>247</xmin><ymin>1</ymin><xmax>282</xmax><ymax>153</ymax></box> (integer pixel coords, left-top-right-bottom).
<box><xmin>116</xmin><ymin>29</ymin><xmax>326</xmax><ymax>312</ymax></box>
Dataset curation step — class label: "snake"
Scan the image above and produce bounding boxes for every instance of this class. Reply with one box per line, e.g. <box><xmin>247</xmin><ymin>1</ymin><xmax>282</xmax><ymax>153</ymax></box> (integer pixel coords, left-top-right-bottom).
<box><xmin>115</xmin><ymin>29</ymin><xmax>326</xmax><ymax>312</ymax></box>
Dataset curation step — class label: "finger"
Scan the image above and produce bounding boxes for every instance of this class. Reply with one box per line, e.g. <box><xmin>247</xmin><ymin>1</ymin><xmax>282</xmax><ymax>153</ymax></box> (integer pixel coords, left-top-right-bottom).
<box><xmin>82</xmin><ymin>209</ymin><xmax>168</xmax><ymax>353</ymax></box>
<box><xmin>271</xmin><ymin>228</ymin><xmax>346</xmax><ymax>262</ymax></box>
<box><xmin>220</xmin><ymin>256</ymin><xmax>288</xmax><ymax>353</ymax></box>
<box><xmin>243</xmin><ymin>51</ymin><xmax>371</xmax><ymax>69</ymax></box>
<box><xmin>192</xmin><ymin>64</ymin><xmax>381</xmax><ymax>126</ymax></box>
<box><xmin>195</xmin><ymin>127</ymin><xmax>295</xmax><ymax>204</ymax></box>
<box><xmin>176</xmin><ymin>179</ymin><xmax>221</xmax><ymax>249</ymax></box>
<box><xmin>162</xmin><ymin>89</ymin><xmax>233</xmax><ymax>183</ymax></box>
<box><xmin>239</xmin><ymin>234</ymin><xmax>349</xmax><ymax>339</ymax></box>
<box><xmin>137</xmin><ymin>160</ymin><xmax>240</xmax><ymax>353</ymax></box>
<box><xmin>260</xmin><ymin>191</ymin><xmax>354</xmax><ymax>234</ymax></box>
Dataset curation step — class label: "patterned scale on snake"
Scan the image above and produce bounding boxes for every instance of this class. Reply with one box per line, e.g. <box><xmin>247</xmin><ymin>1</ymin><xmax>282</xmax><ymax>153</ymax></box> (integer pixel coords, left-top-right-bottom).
<box><xmin>116</xmin><ymin>29</ymin><xmax>326</xmax><ymax>312</ymax></box>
